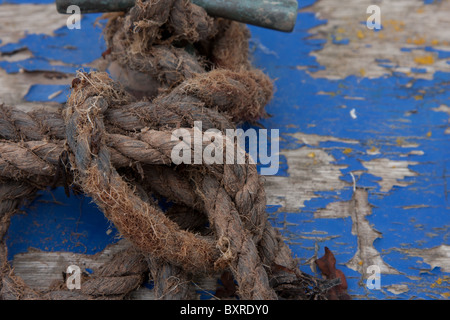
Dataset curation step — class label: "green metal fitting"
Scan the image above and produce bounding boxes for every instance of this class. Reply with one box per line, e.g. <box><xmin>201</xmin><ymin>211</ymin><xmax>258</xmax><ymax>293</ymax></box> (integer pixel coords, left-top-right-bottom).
<box><xmin>56</xmin><ymin>0</ymin><xmax>298</xmax><ymax>32</ymax></box>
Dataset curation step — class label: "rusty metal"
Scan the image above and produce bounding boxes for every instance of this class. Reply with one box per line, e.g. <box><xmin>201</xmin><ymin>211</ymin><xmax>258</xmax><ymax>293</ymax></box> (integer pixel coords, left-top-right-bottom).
<box><xmin>56</xmin><ymin>0</ymin><xmax>298</xmax><ymax>32</ymax></box>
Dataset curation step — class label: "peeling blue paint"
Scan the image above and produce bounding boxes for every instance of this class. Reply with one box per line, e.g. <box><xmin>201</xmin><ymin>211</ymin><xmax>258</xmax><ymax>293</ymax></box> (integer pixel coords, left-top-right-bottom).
<box><xmin>248</xmin><ymin>3</ymin><xmax>450</xmax><ymax>299</ymax></box>
<box><xmin>0</xmin><ymin>57</ymin><xmax>79</xmax><ymax>74</ymax></box>
<box><xmin>424</xmin><ymin>0</ymin><xmax>442</xmax><ymax>4</ymax></box>
<box><xmin>400</xmin><ymin>46</ymin><xmax>450</xmax><ymax>59</ymax></box>
<box><xmin>331</xmin><ymin>35</ymin><xmax>350</xmax><ymax>46</ymax></box>
<box><xmin>411</xmin><ymin>67</ymin><xmax>428</xmax><ymax>74</ymax></box>
<box><xmin>0</xmin><ymin>14</ymin><xmax>106</xmax><ymax>65</ymax></box>
<box><xmin>3</xmin><ymin>0</ymin><xmax>449</xmax><ymax>300</ymax></box>
<box><xmin>0</xmin><ymin>13</ymin><xmax>105</xmax><ymax>104</ymax></box>
<box><xmin>0</xmin><ymin>0</ymin><xmax>54</xmax><ymax>4</ymax></box>
<box><xmin>6</xmin><ymin>188</ymin><xmax>119</xmax><ymax>261</ymax></box>
<box><xmin>24</xmin><ymin>84</ymin><xmax>71</xmax><ymax>103</ymax></box>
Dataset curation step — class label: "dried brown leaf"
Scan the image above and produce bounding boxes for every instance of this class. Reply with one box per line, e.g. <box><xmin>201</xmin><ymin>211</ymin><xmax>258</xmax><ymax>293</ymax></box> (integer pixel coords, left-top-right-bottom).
<box><xmin>315</xmin><ymin>247</ymin><xmax>351</xmax><ymax>300</ymax></box>
<box><xmin>215</xmin><ymin>271</ymin><xmax>236</xmax><ymax>299</ymax></box>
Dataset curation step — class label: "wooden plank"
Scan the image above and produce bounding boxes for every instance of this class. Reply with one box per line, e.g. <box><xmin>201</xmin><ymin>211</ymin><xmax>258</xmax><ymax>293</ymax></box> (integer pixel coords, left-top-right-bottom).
<box><xmin>1</xmin><ymin>0</ymin><xmax>449</xmax><ymax>300</ymax></box>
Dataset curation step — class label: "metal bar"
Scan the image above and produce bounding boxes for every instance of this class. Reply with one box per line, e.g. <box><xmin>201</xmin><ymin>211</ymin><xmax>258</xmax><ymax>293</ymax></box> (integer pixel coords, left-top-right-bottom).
<box><xmin>56</xmin><ymin>0</ymin><xmax>298</xmax><ymax>32</ymax></box>
<box><xmin>192</xmin><ymin>0</ymin><xmax>298</xmax><ymax>33</ymax></box>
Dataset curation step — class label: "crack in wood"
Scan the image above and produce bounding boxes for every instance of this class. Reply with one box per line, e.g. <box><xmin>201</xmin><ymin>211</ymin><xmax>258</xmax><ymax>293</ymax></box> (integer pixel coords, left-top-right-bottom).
<box><xmin>315</xmin><ymin>188</ymin><xmax>400</xmax><ymax>276</ymax></box>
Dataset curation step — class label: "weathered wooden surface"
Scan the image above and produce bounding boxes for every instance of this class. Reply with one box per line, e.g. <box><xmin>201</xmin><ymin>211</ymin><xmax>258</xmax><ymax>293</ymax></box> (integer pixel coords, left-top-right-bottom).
<box><xmin>1</xmin><ymin>0</ymin><xmax>449</xmax><ymax>299</ymax></box>
<box><xmin>258</xmin><ymin>0</ymin><xmax>450</xmax><ymax>299</ymax></box>
<box><xmin>11</xmin><ymin>238</ymin><xmax>221</xmax><ymax>300</ymax></box>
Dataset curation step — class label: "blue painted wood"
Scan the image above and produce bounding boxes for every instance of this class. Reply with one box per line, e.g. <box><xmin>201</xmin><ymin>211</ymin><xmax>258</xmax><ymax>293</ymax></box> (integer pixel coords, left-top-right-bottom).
<box><xmin>247</xmin><ymin>8</ymin><xmax>450</xmax><ymax>299</ymax></box>
<box><xmin>1</xmin><ymin>0</ymin><xmax>449</xmax><ymax>299</ymax></box>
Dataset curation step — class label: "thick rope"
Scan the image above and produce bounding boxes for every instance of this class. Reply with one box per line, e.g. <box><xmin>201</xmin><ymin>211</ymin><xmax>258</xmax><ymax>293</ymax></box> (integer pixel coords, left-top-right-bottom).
<box><xmin>0</xmin><ymin>73</ymin><xmax>320</xmax><ymax>299</ymax></box>
<box><xmin>63</xmin><ymin>75</ymin><xmax>277</xmax><ymax>298</ymax></box>
<box><xmin>0</xmin><ymin>0</ymin><xmax>330</xmax><ymax>300</ymax></box>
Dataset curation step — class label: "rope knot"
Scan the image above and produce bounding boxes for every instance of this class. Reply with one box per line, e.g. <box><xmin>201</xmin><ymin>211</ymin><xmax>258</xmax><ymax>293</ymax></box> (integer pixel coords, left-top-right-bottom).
<box><xmin>0</xmin><ymin>0</ymin><xmax>324</xmax><ymax>300</ymax></box>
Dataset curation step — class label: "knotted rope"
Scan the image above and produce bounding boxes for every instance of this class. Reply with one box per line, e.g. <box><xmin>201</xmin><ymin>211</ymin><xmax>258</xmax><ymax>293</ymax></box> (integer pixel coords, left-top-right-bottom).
<box><xmin>0</xmin><ymin>0</ymin><xmax>329</xmax><ymax>300</ymax></box>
